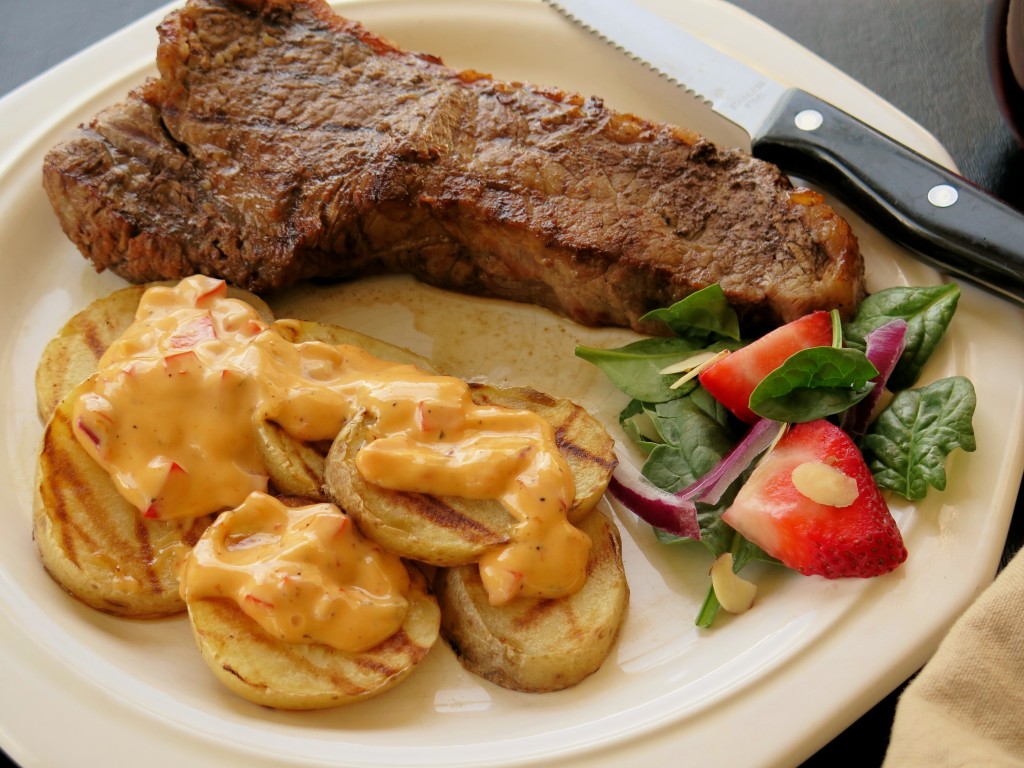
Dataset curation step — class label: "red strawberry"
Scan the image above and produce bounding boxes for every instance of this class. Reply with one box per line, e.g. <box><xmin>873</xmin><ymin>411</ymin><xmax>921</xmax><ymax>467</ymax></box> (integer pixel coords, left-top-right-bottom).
<box><xmin>698</xmin><ymin>310</ymin><xmax>833</xmax><ymax>423</ymax></box>
<box><xmin>722</xmin><ymin>419</ymin><xmax>906</xmax><ymax>579</ymax></box>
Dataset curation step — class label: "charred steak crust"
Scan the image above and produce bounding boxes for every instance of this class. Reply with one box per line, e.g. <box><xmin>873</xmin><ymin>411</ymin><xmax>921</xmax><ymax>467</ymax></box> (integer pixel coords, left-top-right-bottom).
<box><xmin>42</xmin><ymin>0</ymin><xmax>864</xmax><ymax>332</ymax></box>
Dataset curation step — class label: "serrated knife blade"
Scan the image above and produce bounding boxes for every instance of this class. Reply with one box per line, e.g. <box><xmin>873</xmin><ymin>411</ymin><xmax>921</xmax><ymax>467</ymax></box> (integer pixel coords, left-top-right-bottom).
<box><xmin>544</xmin><ymin>0</ymin><xmax>1024</xmax><ymax>305</ymax></box>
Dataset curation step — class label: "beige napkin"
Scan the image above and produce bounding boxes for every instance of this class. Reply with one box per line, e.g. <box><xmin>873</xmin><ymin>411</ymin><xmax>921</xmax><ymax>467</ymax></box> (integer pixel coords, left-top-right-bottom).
<box><xmin>883</xmin><ymin>547</ymin><xmax>1024</xmax><ymax>766</ymax></box>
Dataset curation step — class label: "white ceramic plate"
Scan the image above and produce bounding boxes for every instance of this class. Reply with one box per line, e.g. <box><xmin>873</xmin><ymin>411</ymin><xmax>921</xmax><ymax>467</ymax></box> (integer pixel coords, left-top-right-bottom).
<box><xmin>2</xmin><ymin>1</ymin><xmax>1023</xmax><ymax>766</ymax></box>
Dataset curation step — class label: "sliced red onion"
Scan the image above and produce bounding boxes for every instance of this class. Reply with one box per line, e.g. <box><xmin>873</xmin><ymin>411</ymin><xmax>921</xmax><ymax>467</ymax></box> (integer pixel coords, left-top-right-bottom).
<box><xmin>842</xmin><ymin>319</ymin><xmax>908</xmax><ymax>436</ymax></box>
<box><xmin>608</xmin><ymin>418</ymin><xmax>782</xmax><ymax>539</ymax></box>
<box><xmin>608</xmin><ymin>458</ymin><xmax>701</xmax><ymax>539</ymax></box>
<box><xmin>677</xmin><ymin>417</ymin><xmax>783</xmax><ymax>505</ymax></box>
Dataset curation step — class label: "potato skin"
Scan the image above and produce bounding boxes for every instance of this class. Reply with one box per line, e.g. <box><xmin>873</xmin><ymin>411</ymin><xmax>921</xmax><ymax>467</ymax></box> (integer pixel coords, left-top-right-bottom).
<box><xmin>185</xmin><ymin>565</ymin><xmax>441</xmax><ymax>709</ymax></box>
<box><xmin>435</xmin><ymin>507</ymin><xmax>628</xmax><ymax>693</ymax></box>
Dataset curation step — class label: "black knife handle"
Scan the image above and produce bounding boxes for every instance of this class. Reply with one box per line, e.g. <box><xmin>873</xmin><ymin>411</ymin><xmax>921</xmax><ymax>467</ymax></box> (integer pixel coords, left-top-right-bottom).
<box><xmin>752</xmin><ymin>88</ymin><xmax>1024</xmax><ymax>303</ymax></box>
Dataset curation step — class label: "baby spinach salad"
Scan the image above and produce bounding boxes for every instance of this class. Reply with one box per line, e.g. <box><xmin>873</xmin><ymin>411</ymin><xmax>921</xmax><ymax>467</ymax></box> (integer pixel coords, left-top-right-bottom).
<box><xmin>576</xmin><ymin>283</ymin><xmax>976</xmax><ymax>628</ymax></box>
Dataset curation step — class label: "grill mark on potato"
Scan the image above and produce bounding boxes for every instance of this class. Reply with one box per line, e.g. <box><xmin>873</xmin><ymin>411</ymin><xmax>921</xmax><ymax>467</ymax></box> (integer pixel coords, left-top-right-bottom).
<box><xmin>353</xmin><ymin>638</ymin><xmax>407</xmax><ymax>679</ymax></box>
<box><xmin>181</xmin><ymin>516</ymin><xmax>211</xmax><ymax>547</ymax></box>
<box><xmin>508</xmin><ymin>594</ymin><xmax>586</xmax><ymax>639</ymax></box>
<box><xmin>472</xmin><ymin>383</ymin><xmax>616</xmax><ymax>473</ymax></box>
<box><xmin>368</xmin><ymin>627</ymin><xmax>431</xmax><ymax>663</ymax></box>
<box><xmin>39</xmin><ymin>460</ymin><xmax>83</xmax><ymax>570</ymax></box>
<box><xmin>287</xmin><ymin>648</ymin><xmax>372</xmax><ymax>697</ymax></box>
<box><xmin>81</xmin><ymin>323</ymin><xmax>110</xmax><ymax>361</ymax></box>
<box><xmin>38</xmin><ymin>347</ymin><xmax>72</xmax><ymax>418</ymax></box>
<box><xmin>511</xmin><ymin>598</ymin><xmax>559</xmax><ymax>630</ymax></box>
<box><xmin>132</xmin><ymin>516</ymin><xmax>162</xmax><ymax>593</ymax></box>
<box><xmin>396</xmin><ymin>492</ymin><xmax>501</xmax><ymax>541</ymax></box>
<box><xmin>221</xmin><ymin>663</ymin><xmax>263</xmax><ymax>688</ymax></box>
<box><xmin>554</xmin><ymin>411</ymin><xmax>617</xmax><ymax>470</ymax></box>
<box><xmin>40</xmin><ymin>410</ymin><xmax>106</xmax><ymax>570</ymax></box>
<box><xmin>274</xmin><ymin>425</ymin><xmax>322</xmax><ymax>486</ymax></box>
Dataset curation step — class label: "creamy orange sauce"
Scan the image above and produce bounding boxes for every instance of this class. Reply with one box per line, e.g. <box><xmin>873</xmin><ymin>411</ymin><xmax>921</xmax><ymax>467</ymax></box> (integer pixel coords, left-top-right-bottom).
<box><xmin>72</xmin><ymin>275</ymin><xmax>589</xmax><ymax>605</ymax></box>
<box><xmin>181</xmin><ymin>493</ymin><xmax>410</xmax><ymax>652</ymax></box>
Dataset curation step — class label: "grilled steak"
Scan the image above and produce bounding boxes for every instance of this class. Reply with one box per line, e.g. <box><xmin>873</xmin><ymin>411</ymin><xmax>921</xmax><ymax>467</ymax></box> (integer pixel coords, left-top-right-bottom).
<box><xmin>42</xmin><ymin>0</ymin><xmax>864</xmax><ymax>333</ymax></box>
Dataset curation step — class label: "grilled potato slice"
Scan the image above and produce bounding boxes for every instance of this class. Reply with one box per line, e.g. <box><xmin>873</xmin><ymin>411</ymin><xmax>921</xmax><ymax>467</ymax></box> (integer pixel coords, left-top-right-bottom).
<box><xmin>255</xmin><ymin>421</ymin><xmax>333</xmax><ymax>500</ymax></box>
<box><xmin>435</xmin><ymin>507</ymin><xmax>628</xmax><ymax>692</ymax></box>
<box><xmin>33</xmin><ymin>385</ymin><xmax>213</xmax><ymax>617</ymax></box>
<box><xmin>324</xmin><ymin>383</ymin><xmax>617</xmax><ymax>566</ymax></box>
<box><xmin>35</xmin><ymin>282</ymin><xmax>274</xmax><ymax>423</ymax></box>
<box><xmin>255</xmin><ymin>319</ymin><xmax>437</xmax><ymax>500</ymax></box>
<box><xmin>185</xmin><ymin>565</ymin><xmax>441</xmax><ymax>709</ymax></box>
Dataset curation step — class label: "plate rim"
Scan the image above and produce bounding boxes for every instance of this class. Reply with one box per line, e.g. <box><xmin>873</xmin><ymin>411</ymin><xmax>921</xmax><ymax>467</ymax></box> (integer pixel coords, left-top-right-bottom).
<box><xmin>1</xmin><ymin>2</ymin><xmax>1020</xmax><ymax>767</ymax></box>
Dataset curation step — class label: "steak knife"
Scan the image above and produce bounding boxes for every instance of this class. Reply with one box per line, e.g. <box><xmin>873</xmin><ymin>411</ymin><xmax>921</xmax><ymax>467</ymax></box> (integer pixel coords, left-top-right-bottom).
<box><xmin>544</xmin><ymin>0</ymin><xmax>1024</xmax><ymax>305</ymax></box>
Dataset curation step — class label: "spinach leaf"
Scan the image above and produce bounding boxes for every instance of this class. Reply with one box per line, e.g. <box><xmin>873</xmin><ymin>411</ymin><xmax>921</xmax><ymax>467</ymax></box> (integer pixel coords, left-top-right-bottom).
<box><xmin>694</xmin><ymin>500</ymin><xmax>745</xmax><ymax>562</ymax></box>
<box><xmin>645</xmin><ymin>392</ymin><xmax>735</xmax><ymax>451</ymax></box>
<box><xmin>641</xmin><ymin>425</ymin><xmax>734</xmax><ymax>495</ymax></box>
<box><xmin>844</xmin><ymin>284</ymin><xmax>960</xmax><ymax>390</ymax></box>
<box><xmin>860</xmin><ymin>376</ymin><xmax>977</xmax><ymax>500</ymax></box>
<box><xmin>618</xmin><ymin>399</ymin><xmax>661</xmax><ymax>454</ymax></box>
<box><xmin>688</xmin><ymin>384</ymin><xmax>734</xmax><ymax>428</ymax></box>
<box><xmin>618</xmin><ymin>399</ymin><xmax>650</xmax><ymax>447</ymax></box>
<box><xmin>733</xmin><ymin>535</ymin><xmax>776</xmax><ymax>571</ymax></box>
<box><xmin>640</xmin><ymin>284</ymin><xmax>742</xmax><ymax>341</ymax></box>
<box><xmin>575</xmin><ymin>337</ymin><xmax>703</xmax><ymax>403</ymax></box>
<box><xmin>748</xmin><ymin>347</ymin><xmax>878</xmax><ymax>422</ymax></box>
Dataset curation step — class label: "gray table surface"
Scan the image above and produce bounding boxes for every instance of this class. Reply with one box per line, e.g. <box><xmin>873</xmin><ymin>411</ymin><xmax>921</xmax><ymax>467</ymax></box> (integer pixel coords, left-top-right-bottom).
<box><xmin>2</xmin><ymin>1</ymin><xmax>1022</xmax><ymax>766</ymax></box>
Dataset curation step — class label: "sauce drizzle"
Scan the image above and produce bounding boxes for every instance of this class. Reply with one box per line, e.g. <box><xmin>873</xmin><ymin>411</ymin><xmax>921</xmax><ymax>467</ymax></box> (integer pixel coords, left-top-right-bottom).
<box><xmin>181</xmin><ymin>493</ymin><xmax>411</xmax><ymax>652</ymax></box>
<box><xmin>73</xmin><ymin>276</ymin><xmax>590</xmax><ymax>605</ymax></box>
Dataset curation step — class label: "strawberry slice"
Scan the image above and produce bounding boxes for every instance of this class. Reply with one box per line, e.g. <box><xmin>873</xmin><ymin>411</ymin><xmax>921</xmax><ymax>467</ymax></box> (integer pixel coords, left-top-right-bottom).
<box><xmin>721</xmin><ymin>419</ymin><xmax>907</xmax><ymax>579</ymax></box>
<box><xmin>698</xmin><ymin>310</ymin><xmax>833</xmax><ymax>422</ymax></box>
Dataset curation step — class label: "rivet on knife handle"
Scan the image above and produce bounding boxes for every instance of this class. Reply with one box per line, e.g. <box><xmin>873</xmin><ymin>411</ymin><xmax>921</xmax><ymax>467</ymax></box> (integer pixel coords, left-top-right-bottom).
<box><xmin>753</xmin><ymin>89</ymin><xmax>1024</xmax><ymax>303</ymax></box>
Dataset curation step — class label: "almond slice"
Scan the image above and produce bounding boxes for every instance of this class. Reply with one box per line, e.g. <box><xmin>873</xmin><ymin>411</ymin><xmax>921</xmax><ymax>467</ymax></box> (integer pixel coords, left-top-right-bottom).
<box><xmin>791</xmin><ymin>461</ymin><xmax>859</xmax><ymax>507</ymax></box>
<box><xmin>710</xmin><ymin>553</ymin><xmax>757</xmax><ymax>614</ymax></box>
<box><xmin>661</xmin><ymin>350</ymin><xmax>729</xmax><ymax>390</ymax></box>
